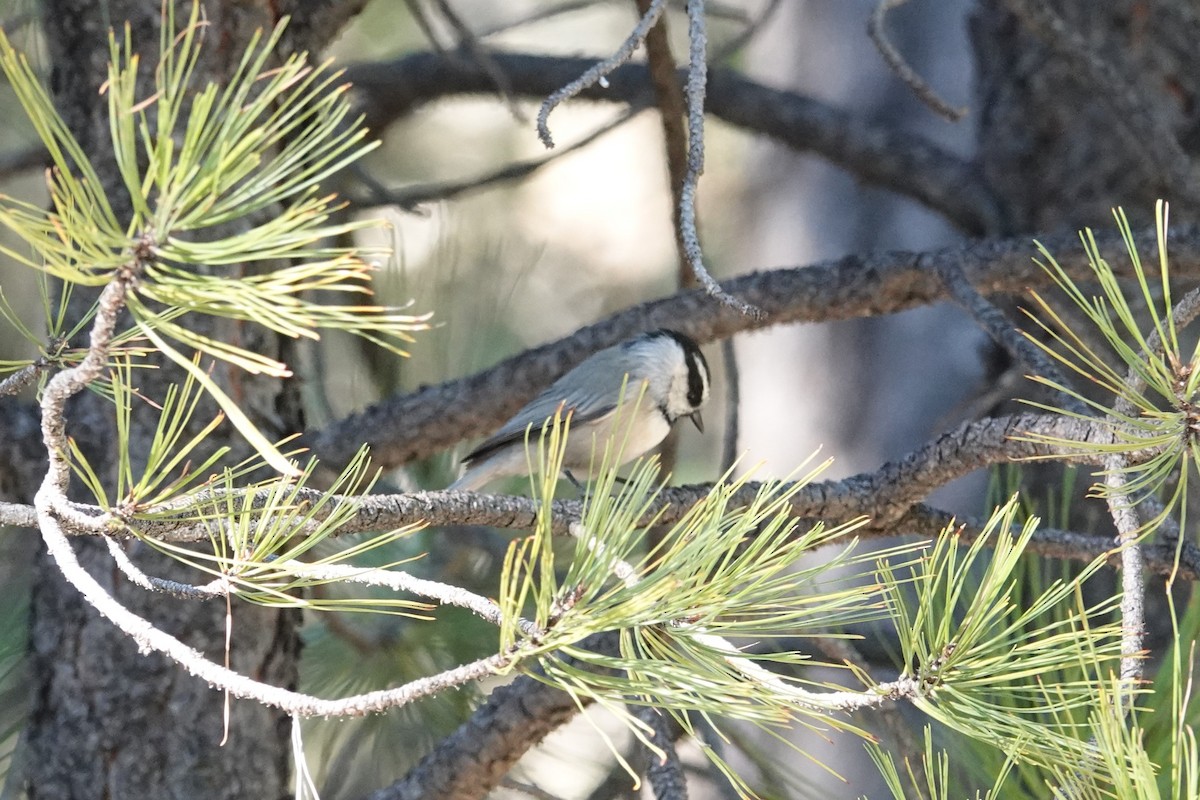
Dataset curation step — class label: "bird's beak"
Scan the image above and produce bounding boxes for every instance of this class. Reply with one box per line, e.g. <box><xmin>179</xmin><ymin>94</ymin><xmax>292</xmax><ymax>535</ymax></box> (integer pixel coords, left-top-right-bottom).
<box><xmin>689</xmin><ymin>411</ymin><xmax>704</xmax><ymax>433</ymax></box>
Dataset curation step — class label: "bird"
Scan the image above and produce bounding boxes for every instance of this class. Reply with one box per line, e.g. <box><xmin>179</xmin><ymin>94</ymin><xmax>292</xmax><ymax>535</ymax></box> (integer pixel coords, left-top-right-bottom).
<box><xmin>449</xmin><ymin>329</ymin><xmax>710</xmax><ymax>491</ymax></box>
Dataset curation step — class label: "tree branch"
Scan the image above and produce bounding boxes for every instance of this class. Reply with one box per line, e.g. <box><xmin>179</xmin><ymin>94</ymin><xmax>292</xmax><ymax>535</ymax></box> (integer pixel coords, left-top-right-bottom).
<box><xmin>11</xmin><ymin>411</ymin><xmax>1191</xmax><ymax>580</ymax></box>
<box><xmin>344</xmin><ymin>51</ymin><xmax>1000</xmax><ymax>234</ymax></box>
<box><xmin>305</xmin><ymin>224</ymin><xmax>1200</xmax><ymax>472</ymax></box>
<box><xmin>366</xmin><ymin>632</ymin><xmax>623</xmax><ymax>800</ymax></box>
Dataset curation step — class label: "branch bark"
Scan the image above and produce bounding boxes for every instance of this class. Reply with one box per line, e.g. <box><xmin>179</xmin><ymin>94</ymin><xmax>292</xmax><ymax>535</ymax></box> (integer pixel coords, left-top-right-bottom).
<box><xmin>306</xmin><ymin>224</ymin><xmax>1200</xmax><ymax>473</ymax></box>
<box><xmin>344</xmin><ymin>52</ymin><xmax>1000</xmax><ymax>234</ymax></box>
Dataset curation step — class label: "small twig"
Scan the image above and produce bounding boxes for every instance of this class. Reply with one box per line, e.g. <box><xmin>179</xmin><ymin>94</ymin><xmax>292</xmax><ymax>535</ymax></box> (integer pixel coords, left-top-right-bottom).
<box><xmin>570</xmin><ymin>520</ymin><xmax>915</xmax><ymax>716</ymax></box>
<box><xmin>718</xmin><ymin>337</ymin><xmax>739</xmax><ymax>472</ymax></box>
<box><xmin>710</xmin><ymin>0</ymin><xmax>783</xmax><ymax>61</ymax></box>
<box><xmin>867</xmin><ymin>0</ymin><xmax>966</xmax><ymax>122</ymax></box>
<box><xmin>1104</xmin><ymin>460</ymin><xmax>1145</xmax><ymax>691</ymax></box>
<box><xmin>430</xmin><ymin>0</ymin><xmax>526</xmax><ymax>121</ymax></box>
<box><xmin>104</xmin><ymin>537</ymin><xmax>229</xmax><ymax>599</ymax></box>
<box><xmin>352</xmin><ymin>107</ymin><xmax>642</xmax><ymax>211</ymax></box>
<box><xmin>281</xmin><ymin>560</ymin><xmax>540</xmax><ymax>636</ymax></box>
<box><xmin>688</xmin><ymin>630</ymin><xmax>920</xmax><ymax>713</ymax></box>
<box><xmin>679</xmin><ymin>0</ymin><xmax>760</xmax><ymax>317</ymax></box>
<box><xmin>1096</xmin><ymin>285</ymin><xmax>1200</xmax><ymax>697</ymax></box>
<box><xmin>1070</xmin><ymin>287</ymin><xmax>1200</xmax><ymax>759</ymax></box>
<box><xmin>403</xmin><ymin>0</ymin><xmax>449</xmax><ymax>55</ymax></box>
<box><xmin>536</xmin><ymin>0</ymin><xmax>668</xmax><ymax>147</ymax></box>
<box><xmin>812</xmin><ymin>637</ymin><xmax>926</xmax><ymax>787</ymax></box>
<box><xmin>636</xmin><ymin>705</ymin><xmax>689</xmax><ymax>800</ymax></box>
<box><xmin>935</xmin><ymin>254</ymin><xmax>1089</xmax><ymax>416</ymax></box>
<box><xmin>498</xmin><ymin>777</ymin><xmax>565</xmax><ymax>800</ymax></box>
<box><xmin>0</xmin><ymin>362</ymin><xmax>43</xmax><ymax>398</ymax></box>
<box><xmin>476</xmin><ymin>1</ymin><xmax>608</xmax><ymax>39</ymax></box>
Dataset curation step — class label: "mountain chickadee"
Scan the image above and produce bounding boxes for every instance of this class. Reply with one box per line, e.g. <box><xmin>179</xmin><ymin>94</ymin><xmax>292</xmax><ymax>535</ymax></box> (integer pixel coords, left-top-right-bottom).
<box><xmin>449</xmin><ymin>329</ymin><xmax>711</xmax><ymax>491</ymax></box>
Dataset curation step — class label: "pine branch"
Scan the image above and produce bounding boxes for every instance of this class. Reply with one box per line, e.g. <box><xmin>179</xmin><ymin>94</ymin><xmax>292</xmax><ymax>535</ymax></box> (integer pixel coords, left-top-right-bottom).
<box><xmin>7</xmin><ymin>412</ymin><xmax>1192</xmax><ymax>582</ymax></box>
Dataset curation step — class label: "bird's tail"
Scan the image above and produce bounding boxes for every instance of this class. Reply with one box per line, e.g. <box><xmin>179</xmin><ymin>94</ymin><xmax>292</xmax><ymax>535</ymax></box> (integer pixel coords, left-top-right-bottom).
<box><xmin>447</xmin><ymin>466</ymin><xmax>489</xmax><ymax>492</ymax></box>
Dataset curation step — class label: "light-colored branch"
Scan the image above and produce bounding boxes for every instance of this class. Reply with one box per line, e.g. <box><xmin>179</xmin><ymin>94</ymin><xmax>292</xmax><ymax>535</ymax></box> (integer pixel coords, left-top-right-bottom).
<box><xmin>1096</xmin><ymin>285</ymin><xmax>1200</xmax><ymax>695</ymax></box>
<box><xmin>281</xmin><ymin>560</ymin><xmax>540</xmax><ymax>636</ymax></box>
<box><xmin>5</xmin><ymin>412</ymin><xmax>1187</xmax><ymax>582</ymax></box>
<box><xmin>1104</xmin><ymin>460</ymin><xmax>1145</xmax><ymax>688</ymax></box>
<box><xmin>104</xmin><ymin>537</ymin><xmax>229</xmax><ymax>599</ymax></box>
<box><xmin>28</xmin><ymin>268</ymin><xmax>522</xmax><ymax>718</ymax></box>
<box><xmin>536</xmin><ymin>0</ymin><xmax>668</xmax><ymax>147</ymax></box>
<box><xmin>44</xmin><ymin>509</ymin><xmax>518</xmax><ymax>716</ymax></box>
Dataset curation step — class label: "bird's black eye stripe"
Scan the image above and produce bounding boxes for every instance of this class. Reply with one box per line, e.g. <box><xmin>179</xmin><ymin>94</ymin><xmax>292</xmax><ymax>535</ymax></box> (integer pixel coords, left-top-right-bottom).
<box><xmin>685</xmin><ymin>349</ymin><xmax>708</xmax><ymax>408</ymax></box>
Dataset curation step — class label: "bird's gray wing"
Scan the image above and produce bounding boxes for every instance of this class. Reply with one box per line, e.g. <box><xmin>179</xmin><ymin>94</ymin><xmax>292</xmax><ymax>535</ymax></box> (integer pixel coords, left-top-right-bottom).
<box><xmin>458</xmin><ymin>355</ymin><xmax>638</xmax><ymax>465</ymax></box>
<box><xmin>462</xmin><ymin>396</ymin><xmax>617</xmax><ymax>464</ymax></box>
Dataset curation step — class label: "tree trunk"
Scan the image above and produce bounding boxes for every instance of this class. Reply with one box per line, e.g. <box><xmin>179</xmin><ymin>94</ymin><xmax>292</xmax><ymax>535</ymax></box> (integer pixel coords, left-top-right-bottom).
<box><xmin>971</xmin><ymin>0</ymin><xmax>1200</xmax><ymax>233</ymax></box>
<box><xmin>26</xmin><ymin>3</ymin><xmax>300</xmax><ymax>798</ymax></box>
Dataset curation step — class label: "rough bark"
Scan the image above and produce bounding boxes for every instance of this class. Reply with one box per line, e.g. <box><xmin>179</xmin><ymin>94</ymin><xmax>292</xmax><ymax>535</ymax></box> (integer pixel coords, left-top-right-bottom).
<box><xmin>26</xmin><ymin>3</ymin><xmax>301</xmax><ymax>798</ymax></box>
<box><xmin>971</xmin><ymin>0</ymin><xmax>1200</xmax><ymax>234</ymax></box>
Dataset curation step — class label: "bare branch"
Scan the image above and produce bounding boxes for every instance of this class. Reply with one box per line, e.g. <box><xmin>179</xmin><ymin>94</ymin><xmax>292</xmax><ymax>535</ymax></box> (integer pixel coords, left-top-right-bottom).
<box><xmin>305</xmin><ymin>224</ymin><xmax>1200</xmax><ymax>471</ymax></box>
<box><xmin>1098</xmin><ymin>285</ymin><xmax>1200</xmax><ymax>696</ymax></box>
<box><xmin>104</xmin><ymin>537</ymin><xmax>229</xmax><ymax>599</ymax></box>
<box><xmin>430</xmin><ymin>0</ymin><xmax>526</xmax><ymax>121</ymax></box>
<box><xmin>637</xmin><ymin>706</ymin><xmax>688</xmax><ymax>800</ymax></box>
<box><xmin>0</xmin><ymin>363</ymin><xmax>42</xmax><ymax>398</ymax></box>
<box><xmin>934</xmin><ymin>255</ymin><xmax>1089</xmax><ymax>415</ymax></box>
<box><xmin>536</xmin><ymin>0</ymin><xmax>668</xmax><ymax>147</ymax></box>
<box><xmin>710</xmin><ymin>0</ymin><xmax>783</xmax><ymax>62</ymax></box>
<box><xmin>867</xmin><ymin>0</ymin><xmax>966</xmax><ymax>122</ymax></box>
<box><xmin>8</xmin><ymin>411</ymin><xmax>1187</xmax><ymax>582</ymax></box>
<box><xmin>345</xmin><ymin>52</ymin><xmax>1001</xmax><ymax>234</ymax></box>
<box><xmin>370</xmin><ymin>632</ymin><xmax>623</xmax><ymax>800</ymax></box>
<box><xmin>350</xmin><ymin>107</ymin><xmax>641</xmax><ymax>210</ymax></box>
<box><xmin>679</xmin><ymin>0</ymin><xmax>757</xmax><ymax>316</ymax></box>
